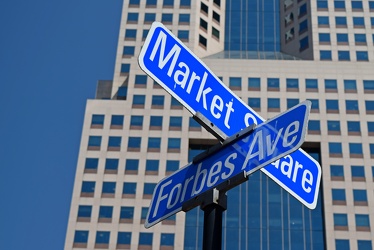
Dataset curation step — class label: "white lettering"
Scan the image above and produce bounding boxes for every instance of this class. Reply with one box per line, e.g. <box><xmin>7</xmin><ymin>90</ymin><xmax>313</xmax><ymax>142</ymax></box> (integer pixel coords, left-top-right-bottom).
<box><xmin>207</xmin><ymin>161</ymin><xmax>222</xmax><ymax>187</ymax></box>
<box><xmin>153</xmin><ymin>180</ymin><xmax>172</xmax><ymax>217</ymax></box>
<box><xmin>302</xmin><ymin>170</ymin><xmax>313</xmax><ymax>193</ymax></box>
<box><xmin>195</xmin><ymin>72</ymin><xmax>211</xmax><ymax>109</ymax></box>
<box><xmin>221</xmin><ymin>153</ymin><xmax>237</xmax><ymax>179</ymax></box>
<box><xmin>210</xmin><ymin>95</ymin><xmax>224</xmax><ymax>119</ymax></box>
<box><xmin>167</xmin><ymin>183</ymin><xmax>182</xmax><ymax>209</ymax></box>
<box><xmin>191</xmin><ymin>163</ymin><xmax>207</xmax><ymax>196</ymax></box>
<box><xmin>174</xmin><ymin>62</ymin><xmax>190</xmax><ymax>88</ymax></box>
<box><xmin>283</xmin><ymin>121</ymin><xmax>300</xmax><ymax>147</ymax></box>
<box><xmin>224</xmin><ymin>100</ymin><xmax>235</xmax><ymax>129</ymax></box>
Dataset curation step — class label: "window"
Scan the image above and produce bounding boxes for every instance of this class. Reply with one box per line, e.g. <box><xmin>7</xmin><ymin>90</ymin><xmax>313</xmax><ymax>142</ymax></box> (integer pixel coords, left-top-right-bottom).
<box><xmin>267</xmin><ymin>78</ymin><xmax>279</xmax><ymax>91</ymax></box>
<box><xmin>88</xmin><ymin>136</ymin><xmax>101</xmax><ymax>150</ymax></box>
<box><xmin>344</xmin><ymin>80</ymin><xmax>357</xmax><ymax>93</ymax></box>
<box><xmin>355</xmin><ymin>214</ymin><xmax>370</xmax><ymax>231</ymax></box>
<box><xmin>130</xmin><ymin>115</ymin><xmax>143</xmax><ymax>129</ymax></box>
<box><xmin>248</xmin><ymin>77</ymin><xmax>260</xmax><ymax>90</ymax></box>
<box><xmin>320</xmin><ymin>50</ymin><xmax>332</xmax><ymax>60</ymax></box>
<box><xmin>363</xmin><ymin>80</ymin><xmax>374</xmax><ymax>93</ymax></box>
<box><xmin>163</xmin><ymin>0</ymin><xmax>173</xmax><ymax>7</ymax></box>
<box><xmin>299</xmin><ymin>36</ymin><xmax>309</xmax><ymax>51</ymax></box>
<box><xmin>349</xmin><ymin>143</ymin><xmax>363</xmax><ymax>157</ymax></box>
<box><xmin>370</xmin><ymin>144</ymin><xmax>374</xmax><ymax>158</ymax></box>
<box><xmin>127</xmin><ymin>137</ymin><xmax>141</xmax><ymax>152</ymax></box>
<box><xmin>334</xmin><ymin>213</ymin><xmax>348</xmax><ymax>230</ymax></box>
<box><xmin>356</xmin><ymin>51</ymin><xmax>368</xmax><ymax>61</ymax></box>
<box><xmin>127</xmin><ymin>13</ymin><xmax>139</xmax><ymax>23</ymax></box>
<box><xmin>326</xmin><ymin>99</ymin><xmax>339</xmax><ymax>113</ymax></box>
<box><xmin>347</xmin><ymin>121</ymin><xmax>360</xmax><ymax>135</ymax></box>
<box><xmin>168</xmin><ymin>138</ymin><xmax>181</xmax><ymax>152</ymax></box>
<box><xmin>166</xmin><ymin>160</ymin><xmax>179</xmax><ymax>174</ymax></box>
<box><xmin>365</xmin><ymin>100</ymin><xmax>374</xmax><ymax>114</ymax></box>
<box><xmin>328</xmin><ymin>120</ymin><xmax>341</xmax><ymax>135</ymax></box>
<box><xmin>146</xmin><ymin>0</ymin><xmax>157</xmax><ymax>7</ymax></box>
<box><xmin>142</xmin><ymin>30</ymin><xmax>149</xmax><ymax>40</ymax></box>
<box><xmin>150</xmin><ymin>116</ymin><xmax>163</xmax><ymax>129</ymax></box>
<box><xmin>353</xmin><ymin>189</ymin><xmax>367</xmax><ymax>205</ymax></box>
<box><xmin>169</xmin><ymin>116</ymin><xmax>182</xmax><ymax>130</ymax></box>
<box><xmin>151</xmin><ymin>95</ymin><xmax>164</xmax><ymax>108</ymax></box>
<box><xmin>77</xmin><ymin>205</ymin><xmax>92</xmax><ymax>222</ymax></box>
<box><xmin>81</xmin><ymin>181</ymin><xmax>95</xmax><ymax>197</ymax></box>
<box><xmin>161</xmin><ymin>233</ymin><xmax>174</xmax><ymax>247</ymax></box>
<box><xmin>299</xmin><ymin>3</ymin><xmax>307</xmax><ymax>17</ymax></box>
<box><xmin>329</xmin><ymin>142</ymin><xmax>342</xmax><ymax>157</ymax></box>
<box><xmin>105</xmin><ymin>159</ymin><xmax>119</xmax><ymax>174</ymax></box>
<box><xmin>351</xmin><ymin>165</ymin><xmax>365</xmax><ymax>181</ymax></box>
<box><xmin>134</xmin><ymin>75</ymin><xmax>147</xmax><ymax>87</ymax></box>
<box><xmin>171</xmin><ymin>96</ymin><xmax>182</xmax><ymax>109</ymax></box>
<box><xmin>299</xmin><ymin>20</ymin><xmax>308</xmax><ymax>34</ymax></box>
<box><xmin>355</xmin><ymin>34</ymin><xmax>366</xmax><ymax>45</ymax></box>
<box><xmin>162</xmin><ymin>13</ymin><xmax>173</xmax><ymax>23</ymax></box>
<box><xmin>120</xmin><ymin>206</ymin><xmax>134</xmax><ymax>223</ymax></box>
<box><xmin>146</xmin><ymin>160</ymin><xmax>159</xmax><ymax>175</ymax></box>
<box><xmin>125</xmin><ymin>29</ymin><xmax>137</xmax><ymax>40</ymax></box>
<box><xmin>368</xmin><ymin>122</ymin><xmax>374</xmax><ymax>135</ymax></box>
<box><xmin>84</xmin><ymin>158</ymin><xmax>98</xmax><ymax>173</ymax></box>
<box><xmin>98</xmin><ymin>206</ymin><xmax>113</xmax><ymax>222</ymax></box>
<box><xmin>305</xmin><ymin>79</ymin><xmax>318</xmax><ymax>91</ymax></box>
<box><xmin>370</xmin><ymin>1</ymin><xmax>374</xmax><ymax>10</ymax></box>
<box><xmin>213</xmin><ymin>11</ymin><xmax>220</xmax><ymax>23</ymax></box>
<box><xmin>346</xmin><ymin>100</ymin><xmax>359</xmax><ymax>113</ymax></box>
<box><xmin>91</xmin><ymin>114</ymin><xmax>104</xmax><ymax>128</ymax></box>
<box><xmin>358</xmin><ymin>240</ymin><xmax>372</xmax><ymax>249</ymax></box>
<box><xmin>123</xmin><ymin>46</ymin><xmax>135</xmax><ymax>57</ymax></box>
<box><xmin>199</xmin><ymin>35</ymin><xmax>207</xmax><ymax>48</ymax></box>
<box><xmin>335</xmin><ymin>16</ymin><xmax>347</xmax><ymax>27</ymax></box>
<box><xmin>334</xmin><ymin>0</ymin><xmax>345</xmax><ymax>10</ymax></box>
<box><xmin>318</xmin><ymin>16</ymin><xmax>329</xmax><ymax>26</ymax></box>
<box><xmin>229</xmin><ymin>77</ymin><xmax>241</xmax><ymax>90</ymax></box>
<box><xmin>125</xmin><ymin>159</ymin><xmax>139</xmax><ymax>174</ymax></box>
<box><xmin>108</xmin><ymin>136</ymin><xmax>121</xmax><ymax>151</ymax></box>
<box><xmin>310</xmin><ymin>99</ymin><xmax>320</xmax><ymax>112</ymax></box>
<box><xmin>143</xmin><ymin>183</ymin><xmax>156</xmax><ymax>198</ymax></box>
<box><xmin>331</xmin><ymin>165</ymin><xmax>344</xmax><ymax>180</ymax></box>
<box><xmin>179</xmin><ymin>14</ymin><xmax>190</xmax><ymax>24</ymax></box>
<box><xmin>95</xmin><ymin>231</ymin><xmax>110</xmax><ymax>247</ymax></box>
<box><xmin>332</xmin><ymin>189</ymin><xmax>346</xmax><ymax>205</ymax></box>
<box><xmin>325</xmin><ymin>79</ymin><xmax>337</xmax><ymax>92</ymax></box>
<box><xmin>308</xmin><ymin>120</ymin><xmax>321</xmax><ymax>134</ymax></box>
<box><xmin>117</xmin><ymin>232</ymin><xmax>131</xmax><ymax>246</ymax></box>
<box><xmin>74</xmin><ymin>231</ymin><xmax>89</xmax><ymax>247</ymax></box>
<box><xmin>268</xmin><ymin>98</ymin><xmax>280</xmax><ymax>111</ymax></box>
<box><xmin>353</xmin><ymin>17</ymin><xmax>365</xmax><ymax>27</ymax></box>
<box><xmin>180</xmin><ymin>0</ymin><xmax>191</xmax><ymax>8</ymax></box>
<box><xmin>337</xmin><ymin>33</ymin><xmax>348</xmax><ymax>44</ymax></box>
<box><xmin>338</xmin><ymin>51</ymin><xmax>350</xmax><ymax>61</ymax></box>
<box><xmin>200</xmin><ymin>18</ymin><xmax>208</xmax><ymax>32</ymax></box>
<box><xmin>144</xmin><ymin>13</ymin><xmax>156</xmax><ymax>23</ymax></box>
<box><xmin>129</xmin><ymin>0</ymin><xmax>140</xmax><ymax>5</ymax></box>
<box><xmin>147</xmin><ymin>137</ymin><xmax>161</xmax><ymax>152</ymax></box>
<box><xmin>102</xmin><ymin>182</ymin><xmax>116</xmax><ymax>198</ymax></box>
<box><xmin>141</xmin><ymin>207</ymin><xmax>148</xmax><ymax>223</ymax></box>
<box><xmin>123</xmin><ymin>182</ymin><xmax>137</xmax><ymax>198</ymax></box>
<box><xmin>248</xmin><ymin>98</ymin><xmax>261</xmax><ymax>111</ymax></box>
<box><xmin>139</xmin><ymin>233</ymin><xmax>153</xmax><ymax>246</ymax></box>
<box><xmin>317</xmin><ymin>0</ymin><xmax>328</xmax><ymax>10</ymax></box>
<box><xmin>132</xmin><ymin>95</ymin><xmax>145</xmax><ymax>108</ymax></box>
<box><xmin>189</xmin><ymin>117</ymin><xmax>201</xmax><ymax>131</ymax></box>
<box><xmin>117</xmin><ymin>86</ymin><xmax>127</xmax><ymax>100</ymax></box>
<box><xmin>335</xmin><ymin>239</ymin><xmax>349</xmax><ymax>249</ymax></box>
<box><xmin>178</xmin><ymin>30</ymin><xmax>189</xmax><ymax>41</ymax></box>
<box><xmin>286</xmin><ymin>78</ymin><xmax>298</xmax><ymax>91</ymax></box>
<box><xmin>287</xmin><ymin>99</ymin><xmax>299</xmax><ymax>109</ymax></box>
<box><xmin>319</xmin><ymin>33</ymin><xmax>330</xmax><ymax>44</ymax></box>
<box><xmin>201</xmin><ymin>2</ymin><xmax>208</xmax><ymax>15</ymax></box>
<box><xmin>351</xmin><ymin>1</ymin><xmax>363</xmax><ymax>11</ymax></box>
<box><xmin>111</xmin><ymin>115</ymin><xmax>124</xmax><ymax>129</ymax></box>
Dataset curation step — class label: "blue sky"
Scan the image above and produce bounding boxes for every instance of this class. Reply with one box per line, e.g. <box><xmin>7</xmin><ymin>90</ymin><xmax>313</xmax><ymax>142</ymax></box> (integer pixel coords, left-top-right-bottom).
<box><xmin>0</xmin><ymin>1</ymin><xmax>123</xmax><ymax>249</ymax></box>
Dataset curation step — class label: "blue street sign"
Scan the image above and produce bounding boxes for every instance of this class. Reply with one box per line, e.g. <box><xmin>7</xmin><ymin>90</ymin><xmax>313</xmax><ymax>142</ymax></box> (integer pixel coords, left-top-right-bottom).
<box><xmin>138</xmin><ymin>22</ymin><xmax>321</xmax><ymax>210</ymax></box>
<box><xmin>145</xmin><ymin>102</ymin><xmax>312</xmax><ymax>228</ymax></box>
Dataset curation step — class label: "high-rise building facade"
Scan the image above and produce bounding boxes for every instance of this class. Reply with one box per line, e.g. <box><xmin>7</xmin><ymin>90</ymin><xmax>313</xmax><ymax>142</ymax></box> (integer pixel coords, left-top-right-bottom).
<box><xmin>65</xmin><ymin>0</ymin><xmax>374</xmax><ymax>249</ymax></box>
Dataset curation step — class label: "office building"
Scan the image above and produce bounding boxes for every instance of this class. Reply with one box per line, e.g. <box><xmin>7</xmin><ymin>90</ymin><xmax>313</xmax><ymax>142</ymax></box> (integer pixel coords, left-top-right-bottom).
<box><xmin>65</xmin><ymin>0</ymin><xmax>374</xmax><ymax>249</ymax></box>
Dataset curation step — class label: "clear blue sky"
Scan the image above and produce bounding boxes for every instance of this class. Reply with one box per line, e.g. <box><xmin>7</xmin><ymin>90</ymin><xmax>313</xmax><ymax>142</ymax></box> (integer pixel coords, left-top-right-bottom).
<box><xmin>0</xmin><ymin>1</ymin><xmax>123</xmax><ymax>249</ymax></box>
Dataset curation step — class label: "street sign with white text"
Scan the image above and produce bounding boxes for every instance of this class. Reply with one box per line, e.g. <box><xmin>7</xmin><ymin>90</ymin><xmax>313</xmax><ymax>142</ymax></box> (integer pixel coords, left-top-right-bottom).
<box><xmin>138</xmin><ymin>22</ymin><xmax>321</xmax><ymax>210</ymax></box>
<box><xmin>145</xmin><ymin>102</ymin><xmax>312</xmax><ymax>228</ymax></box>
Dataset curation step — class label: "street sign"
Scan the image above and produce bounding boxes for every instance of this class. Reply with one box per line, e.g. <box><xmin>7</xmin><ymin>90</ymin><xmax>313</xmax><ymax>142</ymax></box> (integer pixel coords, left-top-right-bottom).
<box><xmin>138</xmin><ymin>22</ymin><xmax>321</xmax><ymax>209</ymax></box>
<box><xmin>145</xmin><ymin>102</ymin><xmax>311</xmax><ymax>228</ymax></box>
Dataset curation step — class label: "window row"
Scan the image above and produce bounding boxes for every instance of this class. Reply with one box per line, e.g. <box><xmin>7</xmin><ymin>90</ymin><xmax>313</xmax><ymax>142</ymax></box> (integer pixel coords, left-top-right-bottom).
<box><xmin>333</xmin><ymin>213</ymin><xmax>371</xmax><ymax>231</ymax></box>
<box><xmin>332</xmin><ymin>188</ymin><xmax>371</xmax><ymax>206</ymax></box>
<box><xmin>320</xmin><ymin>50</ymin><xmax>369</xmax><ymax>61</ymax></box>
<box><xmin>319</xmin><ymin>32</ymin><xmax>374</xmax><ymax>46</ymax></box>
<box><xmin>318</xmin><ymin>15</ymin><xmax>373</xmax><ymax>28</ymax></box>
<box><xmin>247</xmin><ymin>98</ymin><xmax>374</xmax><ymax>114</ymax></box>
<box><xmin>127</xmin><ymin>12</ymin><xmax>191</xmax><ymax>24</ymax></box>
<box><xmin>317</xmin><ymin>0</ymin><xmax>374</xmax><ymax>12</ymax></box>
<box><xmin>88</xmin><ymin>136</ymin><xmax>181</xmax><ymax>152</ymax></box>
<box><xmin>127</xmin><ymin>0</ymin><xmax>191</xmax><ymax>8</ymax></box>
<box><xmin>308</xmin><ymin>120</ymin><xmax>374</xmax><ymax>136</ymax></box>
<box><xmin>80</xmin><ymin>181</ymin><xmax>157</xmax><ymax>198</ymax></box>
<box><xmin>84</xmin><ymin>158</ymin><xmax>179</xmax><ymax>175</ymax></box>
<box><xmin>335</xmin><ymin>239</ymin><xmax>372</xmax><ymax>250</ymax></box>
<box><xmin>328</xmin><ymin>142</ymin><xmax>374</xmax><ymax>158</ymax></box>
<box><xmin>330</xmin><ymin>165</ymin><xmax>374</xmax><ymax>181</ymax></box>
<box><xmin>74</xmin><ymin>230</ymin><xmax>174</xmax><ymax>248</ymax></box>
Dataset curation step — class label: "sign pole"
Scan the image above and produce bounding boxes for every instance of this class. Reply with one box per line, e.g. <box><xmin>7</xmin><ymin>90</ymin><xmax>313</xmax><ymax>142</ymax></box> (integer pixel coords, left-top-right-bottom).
<box><xmin>200</xmin><ymin>189</ymin><xmax>227</xmax><ymax>250</ymax></box>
